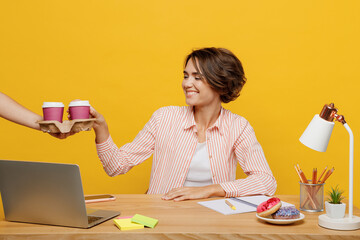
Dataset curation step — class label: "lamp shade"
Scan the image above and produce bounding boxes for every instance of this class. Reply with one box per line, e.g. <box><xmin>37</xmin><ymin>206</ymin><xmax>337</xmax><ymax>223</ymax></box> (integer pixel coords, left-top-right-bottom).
<box><xmin>299</xmin><ymin>114</ymin><xmax>334</xmax><ymax>152</ymax></box>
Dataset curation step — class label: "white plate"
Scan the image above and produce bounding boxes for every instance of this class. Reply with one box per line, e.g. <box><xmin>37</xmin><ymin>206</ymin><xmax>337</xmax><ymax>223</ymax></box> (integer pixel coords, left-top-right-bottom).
<box><xmin>256</xmin><ymin>213</ymin><xmax>305</xmax><ymax>225</ymax></box>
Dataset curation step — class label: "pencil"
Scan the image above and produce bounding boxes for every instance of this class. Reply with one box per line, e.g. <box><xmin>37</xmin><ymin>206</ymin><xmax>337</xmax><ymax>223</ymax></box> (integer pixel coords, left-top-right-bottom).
<box><xmin>294</xmin><ymin>165</ymin><xmax>303</xmax><ymax>182</ymax></box>
<box><xmin>302</xmin><ymin>167</ymin><xmax>335</xmax><ymax>209</ymax></box>
<box><xmin>312</xmin><ymin>168</ymin><xmax>317</xmax><ymax>184</ymax></box>
<box><xmin>299</xmin><ymin>169</ymin><xmax>309</xmax><ymax>184</ymax></box>
<box><xmin>225</xmin><ymin>200</ymin><xmax>236</xmax><ymax>210</ymax></box>
<box><xmin>317</xmin><ymin>166</ymin><xmax>328</xmax><ymax>183</ymax></box>
<box><xmin>320</xmin><ymin>167</ymin><xmax>335</xmax><ymax>184</ymax></box>
<box><xmin>296</xmin><ymin>164</ymin><xmax>317</xmax><ymax>209</ymax></box>
<box><xmin>297</xmin><ymin>164</ymin><xmax>309</xmax><ymax>183</ymax></box>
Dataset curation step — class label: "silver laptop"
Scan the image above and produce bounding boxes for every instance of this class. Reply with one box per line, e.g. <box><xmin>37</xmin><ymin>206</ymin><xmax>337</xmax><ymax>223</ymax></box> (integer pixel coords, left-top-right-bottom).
<box><xmin>0</xmin><ymin>160</ymin><xmax>120</xmax><ymax>228</ymax></box>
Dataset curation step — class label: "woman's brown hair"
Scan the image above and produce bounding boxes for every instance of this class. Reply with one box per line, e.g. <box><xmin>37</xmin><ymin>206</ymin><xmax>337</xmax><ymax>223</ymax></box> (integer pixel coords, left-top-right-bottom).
<box><xmin>184</xmin><ymin>47</ymin><xmax>246</xmax><ymax>103</ymax></box>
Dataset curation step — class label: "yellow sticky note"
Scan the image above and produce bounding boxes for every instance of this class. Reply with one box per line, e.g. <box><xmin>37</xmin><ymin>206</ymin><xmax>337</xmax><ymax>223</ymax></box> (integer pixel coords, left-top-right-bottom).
<box><xmin>114</xmin><ymin>219</ymin><xmax>144</xmax><ymax>231</ymax></box>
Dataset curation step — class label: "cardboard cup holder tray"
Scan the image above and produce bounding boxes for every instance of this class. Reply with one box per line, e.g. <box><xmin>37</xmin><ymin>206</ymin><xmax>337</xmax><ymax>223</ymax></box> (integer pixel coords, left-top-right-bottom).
<box><xmin>38</xmin><ymin>118</ymin><xmax>96</xmax><ymax>133</ymax></box>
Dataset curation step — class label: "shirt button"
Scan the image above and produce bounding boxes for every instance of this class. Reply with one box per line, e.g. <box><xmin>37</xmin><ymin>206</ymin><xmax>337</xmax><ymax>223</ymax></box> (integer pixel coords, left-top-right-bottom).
<box><xmin>209</xmin><ymin>155</ymin><xmax>212</xmax><ymax>159</ymax></box>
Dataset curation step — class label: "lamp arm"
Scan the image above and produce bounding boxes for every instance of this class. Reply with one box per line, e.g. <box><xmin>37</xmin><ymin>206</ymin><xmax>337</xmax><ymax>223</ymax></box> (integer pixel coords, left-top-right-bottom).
<box><xmin>334</xmin><ymin>114</ymin><xmax>346</xmax><ymax>124</ymax></box>
<box><xmin>344</xmin><ymin>123</ymin><xmax>354</xmax><ymax>219</ymax></box>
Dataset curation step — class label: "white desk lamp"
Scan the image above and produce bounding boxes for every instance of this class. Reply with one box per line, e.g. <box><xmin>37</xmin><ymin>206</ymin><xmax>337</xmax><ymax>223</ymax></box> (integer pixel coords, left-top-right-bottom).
<box><xmin>300</xmin><ymin>103</ymin><xmax>360</xmax><ymax>230</ymax></box>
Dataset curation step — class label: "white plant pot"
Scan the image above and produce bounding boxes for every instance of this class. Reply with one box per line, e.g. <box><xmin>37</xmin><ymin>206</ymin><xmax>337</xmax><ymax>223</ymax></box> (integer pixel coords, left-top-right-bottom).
<box><xmin>325</xmin><ymin>201</ymin><xmax>346</xmax><ymax>219</ymax></box>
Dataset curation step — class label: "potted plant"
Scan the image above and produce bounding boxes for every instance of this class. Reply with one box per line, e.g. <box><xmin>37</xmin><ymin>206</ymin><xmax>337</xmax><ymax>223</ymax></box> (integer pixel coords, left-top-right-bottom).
<box><xmin>325</xmin><ymin>185</ymin><xmax>346</xmax><ymax>219</ymax></box>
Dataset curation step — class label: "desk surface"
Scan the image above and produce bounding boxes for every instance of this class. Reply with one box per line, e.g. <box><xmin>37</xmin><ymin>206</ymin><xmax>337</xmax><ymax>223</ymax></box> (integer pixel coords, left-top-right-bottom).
<box><xmin>1</xmin><ymin>194</ymin><xmax>360</xmax><ymax>240</ymax></box>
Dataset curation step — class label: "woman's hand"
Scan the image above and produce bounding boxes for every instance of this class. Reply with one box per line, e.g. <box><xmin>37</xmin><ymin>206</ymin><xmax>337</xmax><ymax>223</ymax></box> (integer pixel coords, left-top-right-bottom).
<box><xmin>90</xmin><ymin>106</ymin><xmax>110</xmax><ymax>144</ymax></box>
<box><xmin>162</xmin><ymin>184</ymin><xmax>225</xmax><ymax>201</ymax></box>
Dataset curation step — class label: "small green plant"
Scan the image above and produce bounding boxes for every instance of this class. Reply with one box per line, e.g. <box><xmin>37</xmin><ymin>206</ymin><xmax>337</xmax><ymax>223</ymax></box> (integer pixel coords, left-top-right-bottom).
<box><xmin>327</xmin><ymin>185</ymin><xmax>345</xmax><ymax>204</ymax></box>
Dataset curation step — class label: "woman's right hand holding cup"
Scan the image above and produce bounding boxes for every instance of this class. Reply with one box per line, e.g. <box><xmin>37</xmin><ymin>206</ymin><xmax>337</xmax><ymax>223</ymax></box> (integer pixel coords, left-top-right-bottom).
<box><xmin>90</xmin><ymin>106</ymin><xmax>110</xmax><ymax>144</ymax></box>
<box><xmin>66</xmin><ymin>100</ymin><xmax>109</xmax><ymax>143</ymax></box>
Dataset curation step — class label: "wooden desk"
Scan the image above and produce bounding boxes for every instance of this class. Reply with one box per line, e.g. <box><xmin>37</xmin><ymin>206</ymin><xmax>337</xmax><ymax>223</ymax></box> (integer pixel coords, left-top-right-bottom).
<box><xmin>1</xmin><ymin>194</ymin><xmax>360</xmax><ymax>239</ymax></box>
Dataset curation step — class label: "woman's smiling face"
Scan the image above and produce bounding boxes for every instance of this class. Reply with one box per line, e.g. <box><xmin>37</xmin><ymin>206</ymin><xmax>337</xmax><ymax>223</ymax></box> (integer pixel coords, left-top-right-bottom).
<box><xmin>182</xmin><ymin>58</ymin><xmax>220</xmax><ymax>108</ymax></box>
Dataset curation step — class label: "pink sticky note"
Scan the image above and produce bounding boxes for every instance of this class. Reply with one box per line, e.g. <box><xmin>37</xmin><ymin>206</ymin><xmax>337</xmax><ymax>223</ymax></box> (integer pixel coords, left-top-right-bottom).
<box><xmin>116</xmin><ymin>216</ymin><xmax>133</xmax><ymax>219</ymax></box>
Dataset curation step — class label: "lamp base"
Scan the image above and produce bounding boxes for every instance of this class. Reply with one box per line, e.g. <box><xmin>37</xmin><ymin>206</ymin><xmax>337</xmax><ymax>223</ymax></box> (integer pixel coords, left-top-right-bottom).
<box><xmin>318</xmin><ymin>214</ymin><xmax>360</xmax><ymax>230</ymax></box>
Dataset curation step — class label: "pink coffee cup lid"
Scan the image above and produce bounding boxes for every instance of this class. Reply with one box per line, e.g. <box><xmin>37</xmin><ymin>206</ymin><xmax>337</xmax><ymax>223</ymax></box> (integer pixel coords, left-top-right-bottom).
<box><xmin>68</xmin><ymin>100</ymin><xmax>90</xmax><ymax>107</ymax></box>
<box><xmin>42</xmin><ymin>102</ymin><xmax>64</xmax><ymax>108</ymax></box>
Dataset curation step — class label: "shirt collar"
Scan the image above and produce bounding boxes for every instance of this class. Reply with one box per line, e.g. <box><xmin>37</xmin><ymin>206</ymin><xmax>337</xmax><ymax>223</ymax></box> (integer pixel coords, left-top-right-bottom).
<box><xmin>183</xmin><ymin>106</ymin><xmax>225</xmax><ymax>135</ymax></box>
<box><xmin>183</xmin><ymin>106</ymin><xmax>197</xmax><ymax>131</ymax></box>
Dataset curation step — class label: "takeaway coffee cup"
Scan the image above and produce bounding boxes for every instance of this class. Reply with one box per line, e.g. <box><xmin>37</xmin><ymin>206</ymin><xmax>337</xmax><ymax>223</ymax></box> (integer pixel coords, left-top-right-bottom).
<box><xmin>68</xmin><ymin>100</ymin><xmax>91</xmax><ymax>120</ymax></box>
<box><xmin>42</xmin><ymin>102</ymin><xmax>65</xmax><ymax>122</ymax></box>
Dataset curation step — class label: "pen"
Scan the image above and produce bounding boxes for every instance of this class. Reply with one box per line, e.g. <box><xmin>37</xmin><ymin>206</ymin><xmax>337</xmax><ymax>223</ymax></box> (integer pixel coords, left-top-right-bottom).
<box><xmin>225</xmin><ymin>200</ymin><xmax>236</xmax><ymax>210</ymax></box>
<box><xmin>230</xmin><ymin>197</ymin><xmax>258</xmax><ymax>208</ymax></box>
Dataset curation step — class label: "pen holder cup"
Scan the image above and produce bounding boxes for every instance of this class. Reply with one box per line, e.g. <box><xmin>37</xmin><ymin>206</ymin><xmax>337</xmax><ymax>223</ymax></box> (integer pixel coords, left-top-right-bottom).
<box><xmin>299</xmin><ymin>181</ymin><xmax>325</xmax><ymax>212</ymax></box>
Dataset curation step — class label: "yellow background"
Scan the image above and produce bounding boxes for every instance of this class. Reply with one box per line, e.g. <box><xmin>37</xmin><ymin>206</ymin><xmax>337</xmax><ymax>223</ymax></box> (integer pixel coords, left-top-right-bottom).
<box><xmin>1</xmin><ymin>0</ymin><xmax>360</xmax><ymax>214</ymax></box>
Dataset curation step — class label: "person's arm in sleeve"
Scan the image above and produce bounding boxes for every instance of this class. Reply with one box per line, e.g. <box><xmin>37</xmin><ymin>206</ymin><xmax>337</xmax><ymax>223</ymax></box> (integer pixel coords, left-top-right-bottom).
<box><xmin>220</xmin><ymin>120</ymin><xmax>277</xmax><ymax>197</ymax></box>
<box><xmin>92</xmin><ymin>107</ymin><xmax>161</xmax><ymax>177</ymax></box>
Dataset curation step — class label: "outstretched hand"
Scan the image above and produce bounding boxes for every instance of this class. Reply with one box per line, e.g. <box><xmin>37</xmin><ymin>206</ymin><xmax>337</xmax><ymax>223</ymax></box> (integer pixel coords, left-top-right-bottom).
<box><xmin>45</xmin><ymin>112</ymin><xmax>77</xmax><ymax>139</ymax></box>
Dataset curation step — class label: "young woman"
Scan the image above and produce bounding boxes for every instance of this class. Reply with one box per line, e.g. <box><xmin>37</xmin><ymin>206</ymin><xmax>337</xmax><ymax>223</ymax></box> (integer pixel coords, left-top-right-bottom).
<box><xmin>91</xmin><ymin>47</ymin><xmax>276</xmax><ymax>201</ymax></box>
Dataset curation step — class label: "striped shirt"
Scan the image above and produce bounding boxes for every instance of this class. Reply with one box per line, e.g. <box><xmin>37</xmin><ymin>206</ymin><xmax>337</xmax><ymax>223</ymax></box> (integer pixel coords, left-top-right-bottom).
<box><xmin>96</xmin><ymin>106</ymin><xmax>277</xmax><ymax>197</ymax></box>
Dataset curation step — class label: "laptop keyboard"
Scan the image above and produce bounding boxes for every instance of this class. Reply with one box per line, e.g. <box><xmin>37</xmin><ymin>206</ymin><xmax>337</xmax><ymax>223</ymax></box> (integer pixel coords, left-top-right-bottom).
<box><xmin>88</xmin><ymin>215</ymin><xmax>103</xmax><ymax>224</ymax></box>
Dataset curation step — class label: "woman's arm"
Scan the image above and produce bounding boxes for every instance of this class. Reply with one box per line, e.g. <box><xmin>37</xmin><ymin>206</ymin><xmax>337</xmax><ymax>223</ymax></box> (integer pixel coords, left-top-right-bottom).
<box><xmin>162</xmin><ymin>184</ymin><xmax>225</xmax><ymax>201</ymax></box>
<box><xmin>219</xmin><ymin>121</ymin><xmax>277</xmax><ymax>197</ymax></box>
<box><xmin>90</xmin><ymin>107</ymin><xmax>110</xmax><ymax>144</ymax></box>
<box><xmin>92</xmin><ymin>107</ymin><xmax>161</xmax><ymax>177</ymax></box>
<box><xmin>0</xmin><ymin>92</ymin><xmax>75</xmax><ymax>139</ymax></box>
<box><xmin>0</xmin><ymin>92</ymin><xmax>42</xmax><ymax>130</ymax></box>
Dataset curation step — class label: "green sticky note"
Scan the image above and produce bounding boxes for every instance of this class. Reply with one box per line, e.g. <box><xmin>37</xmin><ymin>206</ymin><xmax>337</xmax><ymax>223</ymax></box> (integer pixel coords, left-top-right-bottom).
<box><xmin>131</xmin><ymin>214</ymin><xmax>158</xmax><ymax>228</ymax></box>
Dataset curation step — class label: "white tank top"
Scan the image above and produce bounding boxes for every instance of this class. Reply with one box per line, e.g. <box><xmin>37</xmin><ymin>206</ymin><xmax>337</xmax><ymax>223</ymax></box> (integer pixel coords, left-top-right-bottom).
<box><xmin>183</xmin><ymin>142</ymin><xmax>213</xmax><ymax>187</ymax></box>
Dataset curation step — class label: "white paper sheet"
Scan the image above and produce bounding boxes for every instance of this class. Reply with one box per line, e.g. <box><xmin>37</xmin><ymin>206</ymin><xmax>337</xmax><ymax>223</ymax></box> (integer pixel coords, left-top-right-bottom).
<box><xmin>198</xmin><ymin>195</ymin><xmax>294</xmax><ymax>215</ymax></box>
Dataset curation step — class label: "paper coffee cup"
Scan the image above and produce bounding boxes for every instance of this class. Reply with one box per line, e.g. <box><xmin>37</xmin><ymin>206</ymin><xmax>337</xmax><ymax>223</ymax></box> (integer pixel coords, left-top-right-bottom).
<box><xmin>68</xmin><ymin>100</ymin><xmax>91</xmax><ymax>120</ymax></box>
<box><xmin>42</xmin><ymin>102</ymin><xmax>64</xmax><ymax>122</ymax></box>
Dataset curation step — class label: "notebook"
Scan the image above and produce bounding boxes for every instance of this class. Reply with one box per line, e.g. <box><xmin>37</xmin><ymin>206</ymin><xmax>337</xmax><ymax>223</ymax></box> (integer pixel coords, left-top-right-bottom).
<box><xmin>198</xmin><ymin>195</ymin><xmax>294</xmax><ymax>215</ymax></box>
<box><xmin>0</xmin><ymin>159</ymin><xmax>120</xmax><ymax>228</ymax></box>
